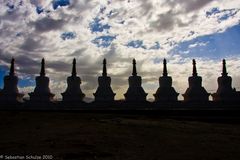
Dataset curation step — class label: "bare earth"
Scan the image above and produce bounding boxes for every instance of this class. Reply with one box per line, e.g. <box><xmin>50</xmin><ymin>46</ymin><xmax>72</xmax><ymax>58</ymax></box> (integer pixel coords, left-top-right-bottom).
<box><xmin>0</xmin><ymin>111</ymin><xmax>240</xmax><ymax>160</ymax></box>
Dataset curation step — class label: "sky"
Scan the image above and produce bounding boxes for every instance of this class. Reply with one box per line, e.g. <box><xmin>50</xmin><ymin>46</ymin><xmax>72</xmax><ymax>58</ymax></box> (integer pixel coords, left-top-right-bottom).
<box><xmin>0</xmin><ymin>0</ymin><xmax>240</xmax><ymax>100</ymax></box>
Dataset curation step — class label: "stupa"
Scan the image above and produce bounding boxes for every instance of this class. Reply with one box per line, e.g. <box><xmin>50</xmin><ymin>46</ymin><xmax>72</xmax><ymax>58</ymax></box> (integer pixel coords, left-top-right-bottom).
<box><xmin>94</xmin><ymin>59</ymin><xmax>115</xmax><ymax>101</ymax></box>
<box><xmin>154</xmin><ymin>59</ymin><xmax>179</xmax><ymax>102</ymax></box>
<box><xmin>61</xmin><ymin>58</ymin><xmax>85</xmax><ymax>102</ymax></box>
<box><xmin>124</xmin><ymin>59</ymin><xmax>148</xmax><ymax>101</ymax></box>
<box><xmin>182</xmin><ymin>59</ymin><xmax>210</xmax><ymax>102</ymax></box>
<box><xmin>212</xmin><ymin>59</ymin><xmax>238</xmax><ymax>102</ymax></box>
<box><xmin>29</xmin><ymin>58</ymin><xmax>55</xmax><ymax>102</ymax></box>
<box><xmin>0</xmin><ymin>58</ymin><xmax>24</xmax><ymax>103</ymax></box>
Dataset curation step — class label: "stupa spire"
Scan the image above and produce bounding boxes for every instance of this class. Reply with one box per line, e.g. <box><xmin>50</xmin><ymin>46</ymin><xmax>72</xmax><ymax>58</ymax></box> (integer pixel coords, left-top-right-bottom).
<box><xmin>124</xmin><ymin>58</ymin><xmax>147</xmax><ymax>101</ymax></box>
<box><xmin>0</xmin><ymin>58</ymin><xmax>24</xmax><ymax>103</ymax></box>
<box><xmin>61</xmin><ymin>58</ymin><xmax>85</xmax><ymax>102</ymax></box>
<box><xmin>163</xmin><ymin>58</ymin><xmax>168</xmax><ymax>76</ymax></box>
<box><xmin>154</xmin><ymin>58</ymin><xmax>179</xmax><ymax>102</ymax></box>
<box><xmin>9</xmin><ymin>58</ymin><xmax>15</xmax><ymax>76</ymax></box>
<box><xmin>29</xmin><ymin>58</ymin><xmax>55</xmax><ymax>102</ymax></box>
<box><xmin>222</xmin><ymin>59</ymin><xmax>228</xmax><ymax>76</ymax></box>
<box><xmin>40</xmin><ymin>58</ymin><xmax>45</xmax><ymax>76</ymax></box>
<box><xmin>102</xmin><ymin>58</ymin><xmax>107</xmax><ymax>76</ymax></box>
<box><xmin>132</xmin><ymin>59</ymin><xmax>137</xmax><ymax>76</ymax></box>
<box><xmin>192</xmin><ymin>59</ymin><xmax>197</xmax><ymax>76</ymax></box>
<box><xmin>212</xmin><ymin>59</ymin><xmax>237</xmax><ymax>102</ymax></box>
<box><xmin>183</xmin><ymin>59</ymin><xmax>209</xmax><ymax>102</ymax></box>
<box><xmin>72</xmin><ymin>58</ymin><xmax>77</xmax><ymax>77</ymax></box>
<box><xmin>94</xmin><ymin>58</ymin><xmax>115</xmax><ymax>101</ymax></box>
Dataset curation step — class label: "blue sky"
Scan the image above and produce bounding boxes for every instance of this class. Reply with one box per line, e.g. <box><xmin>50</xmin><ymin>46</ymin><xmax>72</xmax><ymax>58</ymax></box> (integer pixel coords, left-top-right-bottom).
<box><xmin>0</xmin><ymin>68</ymin><xmax>7</xmax><ymax>89</ymax></box>
<box><xmin>170</xmin><ymin>24</ymin><xmax>240</xmax><ymax>60</ymax></box>
<box><xmin>0</xmin><ymin>66</ymin><xmax>34</xmax><ymax>88</ymax></box>
<box><xmin>0</xmin><ymin>0</ymin><xmax>240</xmax><ymax>99</ymax></box>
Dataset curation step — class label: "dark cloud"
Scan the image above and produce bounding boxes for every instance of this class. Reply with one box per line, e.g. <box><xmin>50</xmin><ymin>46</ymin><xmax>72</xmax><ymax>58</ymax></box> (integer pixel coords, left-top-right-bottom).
<box><xmin>68</xmin><ymin>0</ymin><xmax>93</xmax><ymax>12</ymax></box>
<box><xmin>151</xmin><ymin>10</ymin><xmax>176</xmax><ymax>31</ymax></box>
<box><xmin>0</xmin><ymin>9</ymin><xmax>21</xmax><ymax>22</ymax></box>
<box><xmin>150</xmin><ymin>7</ymin><xmax>198</xmax><ymax>31</ymax></box>
<box><xmin>104</xmin><ymin>45</ymin><xmax>129</xmax><ymax>62</ymax></box>
<box><xmin>70</xmin><ymin>48</ymin><xmax>87</xmax><ymax>57</ymax></box>
<box><xmin>48</xmin><ymin>61</ymin><xmax>70</xmax><ymax>73</ymax></box>
<box><xmin>183</xmin><ymin>0</ymin><xmax>214</xmax><ymax>12</ymax></box>
<box><xmin>15</xmin><ymin>55</ymin><xmax>38</xmax><ymax>67</ymax></box>
<box><xmin>17</xmin><ymin>60</ymin><xmax>39</xmax><ymax>75</ymax></box>
<box><xmin>34</xmin><ymin>17</ymin><xmax>65</xmax><ymax>32</ymax></box>
<box><xmin>30</xmin><ymin>0</ymin><xmax>40</xmax><ymax>6</ymax></box>
<box><xmin>0</xmin><ymin>52</ymin><xmax>39</xmax><ymax>75</ymax></box>
<box><xmin>20</xmin><ymin>37</ymin><xmax>42</xmax><ymax>51</ymax></box>
<box><xmin>0</xmin><ymin>51</ymin><xmax>12</xmax><ymax>65</ymax></box>
<box><xmin>149</xmin><ymin>0</ymin><xmax>213</xmax><ymax>31</ymax></box>
<box><xmin>165</xmin><ymin>0</ymin><xmax>213</xmax><ymax>13</ymax></box>
<box><xmin>140</xmin><ymin>1</ymin><xmax>153</xmax><ymax>16</ymax></box>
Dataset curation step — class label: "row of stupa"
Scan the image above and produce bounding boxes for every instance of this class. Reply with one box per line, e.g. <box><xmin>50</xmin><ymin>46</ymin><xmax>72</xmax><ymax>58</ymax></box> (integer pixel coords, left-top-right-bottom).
<box><xmin>0</xmin><ymin>58</ymin><xmax>239</xmax><ymax>104</ymax></box>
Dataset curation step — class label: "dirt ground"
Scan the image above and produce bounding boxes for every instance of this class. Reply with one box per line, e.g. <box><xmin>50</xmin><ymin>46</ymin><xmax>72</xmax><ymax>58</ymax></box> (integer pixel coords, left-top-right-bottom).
<box><xmin>0</xmin><ymin>111</ymin><xmax>240</xmax><ymax>160</ymax></box>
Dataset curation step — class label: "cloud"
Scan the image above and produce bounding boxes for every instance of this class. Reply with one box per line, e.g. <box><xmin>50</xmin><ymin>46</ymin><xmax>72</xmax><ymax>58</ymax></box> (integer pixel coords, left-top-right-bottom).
<box><xmin>33</xmin><ymin>17</ymin><xmax>65</xmax><ymax>32</ymax></box>
<box><xmin>206</xmin><ymin>7</ymin><xmax>240</xmax><ymax>22</ymax></box>
<box><xmin>165</xmin><ymin>0</ymin><xmax>213</xmax><ymax>13</ymax></box>
<box><xmin>0</xmin><ymin>0</ymin><xmax>240</xmax><ymax>100</ymax></box>
<box><xmin>188</xmin><ymin>42</ymin><xmax>209</xmax><ymax>48</ymax></box>
<box><xmin>20</xmin><ymin>37</ymin><xmax>42</xmax><ymax>51</ymax></box>
<box><xmin>150</xmin><ymin>11</ymin><xmax>176</xmax><ymax>32</ymax></box>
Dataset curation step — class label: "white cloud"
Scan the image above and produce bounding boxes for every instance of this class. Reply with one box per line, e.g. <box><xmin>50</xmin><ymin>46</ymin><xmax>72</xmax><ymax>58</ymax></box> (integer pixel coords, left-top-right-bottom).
<box><xmin>0</xmin><ymin>0</ymin><xmax>240</xmax><ymax>100</ymax></box>
<box><xmin>188</xmin><ymin>42</ymin><xmax>209</xmax><ymax>48</ymax></box>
